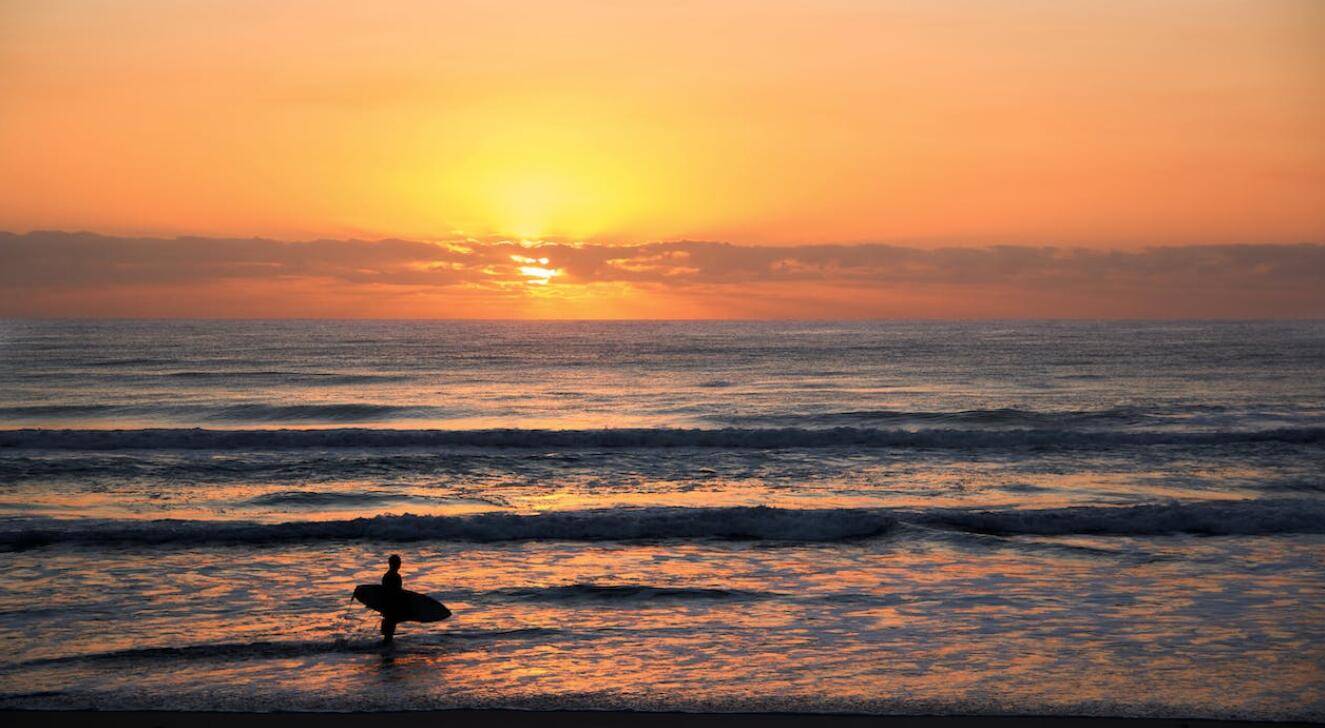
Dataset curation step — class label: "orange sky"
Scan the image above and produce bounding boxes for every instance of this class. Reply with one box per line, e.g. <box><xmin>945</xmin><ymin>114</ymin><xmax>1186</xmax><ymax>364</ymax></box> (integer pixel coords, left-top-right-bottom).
<box><xmin>3</xmin><ymin>0</ymin><xmax>1322</xmax><ymax>244</ymax></box>
<box><xmin>0</xmin><ymin>1</ymin><xmax>1322</xmax><ymax>317</ymax></box>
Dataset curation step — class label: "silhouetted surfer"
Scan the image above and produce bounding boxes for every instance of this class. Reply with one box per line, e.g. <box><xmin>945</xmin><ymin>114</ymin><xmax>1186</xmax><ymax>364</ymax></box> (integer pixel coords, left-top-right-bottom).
<box><xmin>352</xmin><ymin>554</ymin><xmax>450</xmax><ymax>642</ymax></box>
<box><xmin>381</xmin><ymin>554</ymin><xmax>404</xmax><ymax>644</ymax></box>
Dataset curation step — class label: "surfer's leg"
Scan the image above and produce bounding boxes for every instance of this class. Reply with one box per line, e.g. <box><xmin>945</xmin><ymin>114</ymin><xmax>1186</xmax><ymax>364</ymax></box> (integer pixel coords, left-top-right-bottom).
<box><xmin>381</xmin><ymin>618</ymin><xmax>396</xmax><ymax>643</ymax></box>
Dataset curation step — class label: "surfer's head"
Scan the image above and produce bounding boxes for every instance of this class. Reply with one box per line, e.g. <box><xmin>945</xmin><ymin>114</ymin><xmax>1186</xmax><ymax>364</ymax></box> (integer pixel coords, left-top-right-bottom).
<box><xmin>388</xmin><ymin>554</ymin><xmax>401</xmax><ymax>569</ymax></box>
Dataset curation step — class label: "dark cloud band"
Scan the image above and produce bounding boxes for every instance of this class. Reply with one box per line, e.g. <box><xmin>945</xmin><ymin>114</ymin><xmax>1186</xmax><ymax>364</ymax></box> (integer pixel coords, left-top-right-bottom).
<box><xmin>2</xmin><ymin>231</ymin><xmax>1322</xmax><ymax>317</ymax></box>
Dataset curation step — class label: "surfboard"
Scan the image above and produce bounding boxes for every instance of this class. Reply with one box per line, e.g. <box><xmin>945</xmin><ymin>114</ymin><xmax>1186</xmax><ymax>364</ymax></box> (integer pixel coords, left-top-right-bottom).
<box><xmin>353</xmin><ymin>585</ymin><xmax>452</xmax><ymax>623</ymax></box>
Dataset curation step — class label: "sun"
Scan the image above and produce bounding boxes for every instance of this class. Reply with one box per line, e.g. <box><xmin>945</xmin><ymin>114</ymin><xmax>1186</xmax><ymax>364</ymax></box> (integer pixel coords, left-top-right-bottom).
<box><xmin>510</xmin><ymin>254</ymin><xmax>561</xmax><ymax>285</ymax></box>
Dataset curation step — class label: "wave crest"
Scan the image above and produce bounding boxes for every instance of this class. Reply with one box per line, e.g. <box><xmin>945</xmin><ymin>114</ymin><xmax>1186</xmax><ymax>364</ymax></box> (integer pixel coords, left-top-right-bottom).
<box><xmin>921</xmin><ymin>499</ymin><xmax>1325</xmax><ymax>536</ymax></box>
<box><xmin>2</xmin><ymin>500</ymin><xmax>1321</xmax><ymax>550</ymax></box>
<box><xmin>0</xmin><ymin>506</ymin><xmax>896</xmax><ymax>549</ymax></box>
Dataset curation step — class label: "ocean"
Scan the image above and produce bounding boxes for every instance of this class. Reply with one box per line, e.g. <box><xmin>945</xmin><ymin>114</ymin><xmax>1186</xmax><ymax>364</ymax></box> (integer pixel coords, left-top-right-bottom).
<box><xmin>0</xmin><ymin>320</ymin><xmax>1321</xmax><ymax>719</ymax></box>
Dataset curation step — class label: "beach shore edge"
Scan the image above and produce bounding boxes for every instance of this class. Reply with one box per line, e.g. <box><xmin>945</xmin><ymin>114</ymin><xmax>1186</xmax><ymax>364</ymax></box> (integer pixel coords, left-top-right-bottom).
<box><xmin>3</xmin><ymin>711</ymin><xmax>1320</xmax><ymax>728</ymax></box>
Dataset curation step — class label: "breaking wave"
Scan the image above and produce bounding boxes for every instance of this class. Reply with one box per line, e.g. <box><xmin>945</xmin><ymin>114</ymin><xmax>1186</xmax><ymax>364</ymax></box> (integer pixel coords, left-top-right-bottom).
<box><xmin>2</xmin><ymin>426</ymin><xmax>1321</xmax><ymax>451</ymax></box>
<box><xmin>0</xmin><ymin>507</ymin><xmax>889</xmax><ymax>549</ymax></box>
<box><xmin>241</xmin><ymin>490</ymin><xmax>410</xmax><ymax>506</ymax></box>
<box><xmin>916</xmin><ymin>499</ymin><xmax>1325</xmax><ymax>536</ymax></box>
<box><xmin>2</xmin><ymin>500</ymin><xmax>1321</xmax><ymax>550</ymax></box>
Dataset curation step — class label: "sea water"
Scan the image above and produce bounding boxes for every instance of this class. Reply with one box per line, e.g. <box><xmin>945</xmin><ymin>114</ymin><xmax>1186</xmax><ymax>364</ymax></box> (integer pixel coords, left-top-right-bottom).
<box><xmin>0</xmin><ymin>320</ymin><xmax>1321</xmax><ymax>718</ymax></box>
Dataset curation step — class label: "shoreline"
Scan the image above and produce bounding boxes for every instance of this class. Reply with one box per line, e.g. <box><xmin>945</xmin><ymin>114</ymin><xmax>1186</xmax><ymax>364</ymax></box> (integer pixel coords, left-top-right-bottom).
<box><xmin>3</xmin><ymin>711</ymin><xmax>1320</xmax><ymax>728</ymax></box>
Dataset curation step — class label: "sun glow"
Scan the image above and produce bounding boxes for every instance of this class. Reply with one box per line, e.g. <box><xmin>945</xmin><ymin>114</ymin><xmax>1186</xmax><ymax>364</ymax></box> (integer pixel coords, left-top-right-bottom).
<box><xmin>517</xmin><ymin>266</ymin><xmax>560</xmax><ymax>284</ymax></box>
<box><xmin>489</xmin><ymin>172</ymin><xmax>593</xmax><ymax>241</ymax></box>
<box><xmin>409</xmin><ymin>105</ymin><xmax>684</xmax><ymax>242</ymax></box>
<box><xmin>511</xmin><ymin>254</ymin><xmax>561</xmax><ymax>285</ymax></box>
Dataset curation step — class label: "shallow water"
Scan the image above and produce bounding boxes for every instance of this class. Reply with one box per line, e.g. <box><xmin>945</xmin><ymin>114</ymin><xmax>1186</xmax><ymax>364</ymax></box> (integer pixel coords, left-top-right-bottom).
<box><xmin>0</xmin><ymin>320</ymin><xmax>1322</xmax><ymax>718</ymax></box>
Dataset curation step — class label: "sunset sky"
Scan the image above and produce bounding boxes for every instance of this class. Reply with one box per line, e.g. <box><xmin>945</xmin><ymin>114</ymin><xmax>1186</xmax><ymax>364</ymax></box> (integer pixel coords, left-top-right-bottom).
<box><xmin>1</xmin><ymin>0</ymin><xmax>1322</xmax><ymax>317</ymax></box>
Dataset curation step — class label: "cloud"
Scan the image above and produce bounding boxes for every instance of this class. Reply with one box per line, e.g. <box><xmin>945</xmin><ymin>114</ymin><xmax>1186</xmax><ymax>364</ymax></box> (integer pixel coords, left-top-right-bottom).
<box><xmin>1</xmin><ymin>231</ymin><xmax>1322</xmax><ymax>318</ymax></box>
<box><xmin>0</xmin><ymin>232</ymin><xmax>477</xmax><ymax>288</ymax></box>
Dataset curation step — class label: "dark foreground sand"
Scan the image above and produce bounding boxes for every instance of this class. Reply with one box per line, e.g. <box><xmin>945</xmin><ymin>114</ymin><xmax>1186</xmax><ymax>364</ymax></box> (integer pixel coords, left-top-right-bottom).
<box><xmin>3</xmin><ymin>712</ymin><xmax>1319</xmax><ymax>728</ymax></box>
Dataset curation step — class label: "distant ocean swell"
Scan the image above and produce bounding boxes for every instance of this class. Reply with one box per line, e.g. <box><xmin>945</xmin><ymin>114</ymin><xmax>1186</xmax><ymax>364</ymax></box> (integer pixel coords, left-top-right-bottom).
<box><xmin>2</xmin><ymin>426</ymin><xmax>1323</xmax><ymax>451</ymax></box>
<box><xmin>4</xmin><ymin>402</ymin><xmax>1322</xmax><ymax>429</ymax></box>
<box><xmin>5</xmin><ymin>370</ymin><xmax>411</xmax><ymax>385</ymax></box>
<box><xmin>3</xmin><ymin>500</ymin><xmax>1322</xmax><ymax>549</ymax></box>
<box><xmin>704</xmin><ymin>405</ymin><xmax>1320</xmax><ymax>429</ymax></box>
<box><xmin>0</xmin><ymin>403</ymin><xmax>451</xmax><ymax>422</ymax></box>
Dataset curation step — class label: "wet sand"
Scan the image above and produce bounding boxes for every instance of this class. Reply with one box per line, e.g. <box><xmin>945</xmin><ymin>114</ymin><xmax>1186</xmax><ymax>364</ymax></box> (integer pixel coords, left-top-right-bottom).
<box><xmin>3</xmin><ymin>712</ymin><xmax>1319</xmax><ymax>728</ymax></box>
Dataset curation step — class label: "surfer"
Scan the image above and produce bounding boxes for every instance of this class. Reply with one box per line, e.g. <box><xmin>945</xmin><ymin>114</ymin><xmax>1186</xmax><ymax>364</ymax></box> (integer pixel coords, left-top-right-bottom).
<box><xmin>352</xmin><ymin>556</ymin><xmax>449</xmax><ymax>642</ymax></box>
<box><xmin>380</xmin><ymin>554</ymin><xmax>404</xmax><ymax>644</ymax></box>
<box><xmin>352</xmin><ymin>557</ymin><xmax>451</xmax><ymax>641</ymax></box>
